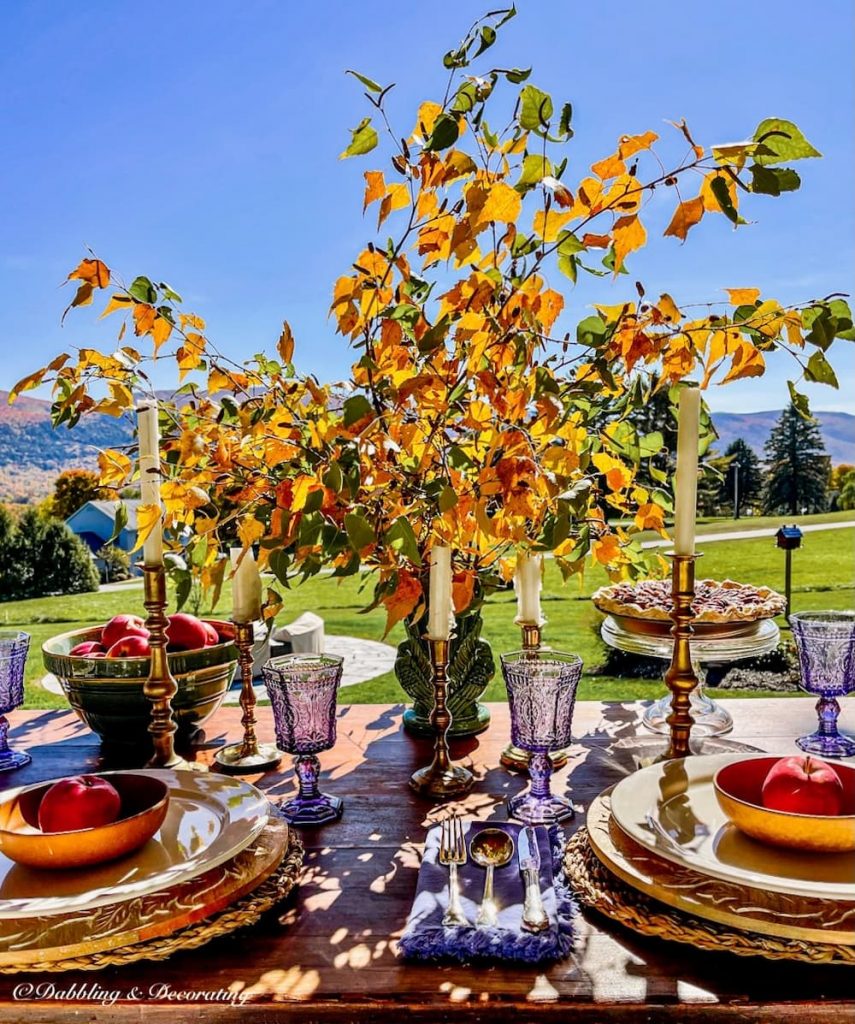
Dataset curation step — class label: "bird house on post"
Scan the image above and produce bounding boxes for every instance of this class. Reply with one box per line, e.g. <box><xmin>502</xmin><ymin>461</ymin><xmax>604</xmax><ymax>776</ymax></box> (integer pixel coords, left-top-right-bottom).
<box><xmin>775</xmin><ymin>525</ymin><xmax>803</xmax><ymax>620</ymax></box>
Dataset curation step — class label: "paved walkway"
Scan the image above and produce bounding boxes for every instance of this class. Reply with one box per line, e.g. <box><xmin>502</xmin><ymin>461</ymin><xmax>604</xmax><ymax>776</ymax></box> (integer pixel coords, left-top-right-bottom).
<box><xmin>641</xmin><ymin>520</ymin><xmax>854</xmax><ymax>549</ymax></box>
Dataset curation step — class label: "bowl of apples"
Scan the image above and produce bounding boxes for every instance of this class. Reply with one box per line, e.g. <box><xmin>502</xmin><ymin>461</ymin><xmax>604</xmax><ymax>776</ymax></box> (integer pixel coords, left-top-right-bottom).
<box><xmin>714</xmin><ymin>755</ymin><xmax>855</xmax><ymax>853</ymax></box>
<box><xmin>42</xmin><ymin>613</ymin><xmax>238</xmax><ymax>753</ymax></box>
<box><xmin>0</xmin><ymin>772</ymin><xmax>169</xmax><ymax>869</ymax></box>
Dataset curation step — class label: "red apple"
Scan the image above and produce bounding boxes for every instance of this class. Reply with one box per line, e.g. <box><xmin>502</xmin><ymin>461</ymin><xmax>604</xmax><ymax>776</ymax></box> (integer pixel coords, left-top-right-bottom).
<box><xmin>101</xmin><ymin>614</ymin><xmax>150</xmax><ymax>650</ymax></box>
<box><xmin>202</xmin><ymin>621</ymin><xmax>220</xmax><ymax>646</ymax></box>
<box><xmin>761</xmin><ymin>755</ymin><xmax>844</xmax><ymax>816</ymax></box>
<box><xmin>166</xmin><ymin>613</ymin><xmax>209</xmax><ymax>652</ymax></box>
<box><xmin>38</xmin><ymin>775</ymin><xmax>122</xmax><ymax>833</ymax></box>
<box><xmin>106</xmin><ymin>635</ymin><xmax>151</xmax><ymax>658</ymax></box>
<box><xmin>69</xmin><ymin>641</ymin><xmax>105</xmax><ymax>656</ymax></box>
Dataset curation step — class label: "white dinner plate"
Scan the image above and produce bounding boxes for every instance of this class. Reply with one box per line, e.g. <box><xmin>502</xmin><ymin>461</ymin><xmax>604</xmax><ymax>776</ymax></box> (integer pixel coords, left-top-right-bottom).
<box><xmin>609</xmin><ymin>754</ymin><xmax>855</xmax><ymax>901</ymax></box>
<box><xmin>0</xmin><ymin>769</ymin><xmax>269</xmax><ymax>918</ymax></box>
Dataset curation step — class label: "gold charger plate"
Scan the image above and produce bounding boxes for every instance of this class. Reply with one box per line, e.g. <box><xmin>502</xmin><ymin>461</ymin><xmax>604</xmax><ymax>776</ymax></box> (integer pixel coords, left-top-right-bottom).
<box><xmin>0</xmin><ymin>769</ymin><xmax>269</xmax><ymax>919</ymax></box>
<box><xmin>0</xmin><ymin>816</ymin><xmax>300</xmax><ymax>970</ymax></box>
<box><xmin>609</xmin><ymin>754</ymin><xmax>855</xmax><ymax>901</ymax></box>
<box><xmin>587</xmin><ymin>789</ymin><xmax>855</xmax><ymax>946</ymax></box>
<box><xmin>565</xmin><ymin>826</ymin><xmax>855</xmax><ymax>966</ymax></box>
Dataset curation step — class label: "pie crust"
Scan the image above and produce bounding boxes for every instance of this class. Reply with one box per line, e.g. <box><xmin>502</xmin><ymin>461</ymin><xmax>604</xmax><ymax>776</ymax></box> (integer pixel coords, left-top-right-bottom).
<box><xmin>591</xmin><ymin>578</ymin><xmax>786</xmax><ymax>623</ymax></box>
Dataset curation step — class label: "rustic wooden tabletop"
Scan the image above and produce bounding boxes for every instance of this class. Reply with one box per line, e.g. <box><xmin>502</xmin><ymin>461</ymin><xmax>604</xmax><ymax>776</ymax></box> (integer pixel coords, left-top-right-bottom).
<box><xmin>0</xmin><ymin>698</ymin><xmax>852</xmax><ymax>1023</ymax></box>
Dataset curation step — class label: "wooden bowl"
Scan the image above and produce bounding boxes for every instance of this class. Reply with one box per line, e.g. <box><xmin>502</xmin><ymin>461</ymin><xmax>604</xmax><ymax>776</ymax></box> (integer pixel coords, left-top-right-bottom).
<box><xmin>714</xmin><ymin>757</ymin><xmax>855</xmax><ymax>854</ymax></box>
<box><xmin>0</xmin><ymin>773</ymin><xmax>169</xmax><ymax>870</ymax></box>
<box><xmin>42</xmin><ymin>621</ymin><xmax>238</xmax><ymax>752</ymax></box>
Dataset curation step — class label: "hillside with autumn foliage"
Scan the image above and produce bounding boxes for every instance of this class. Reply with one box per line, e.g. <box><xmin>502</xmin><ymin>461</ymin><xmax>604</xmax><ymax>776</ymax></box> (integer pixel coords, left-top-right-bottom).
<box><xmin>0</xmin><ymin>392</ymin><xmax>131</xmax><ymax>503</ymax></box>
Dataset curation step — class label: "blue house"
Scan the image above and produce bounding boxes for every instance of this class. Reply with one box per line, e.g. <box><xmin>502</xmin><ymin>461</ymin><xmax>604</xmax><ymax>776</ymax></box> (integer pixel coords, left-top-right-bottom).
<box><xmin>65</xmin><ymin>500</ymin><xmax>142</xmax><ymax>573</ymax></box>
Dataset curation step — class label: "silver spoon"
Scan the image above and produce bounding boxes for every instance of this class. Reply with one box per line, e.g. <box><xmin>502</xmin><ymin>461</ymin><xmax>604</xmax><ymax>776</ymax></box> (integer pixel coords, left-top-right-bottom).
<box><xmin>469</xmin><ymin>828</ymin><xmax>515</xmax><ymax>928</ymax></box>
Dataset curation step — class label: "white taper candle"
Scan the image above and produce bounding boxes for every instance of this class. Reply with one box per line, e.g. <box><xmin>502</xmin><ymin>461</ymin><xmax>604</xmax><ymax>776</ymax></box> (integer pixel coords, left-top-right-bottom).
<box><xmin>515</xmin><ymin>552</ymin><xmax>543</xmax><ymax>624</ymax></box>
<box><xmin>673</xmin><ymin>386</ymin><xmax>701</xmax><ymax>556</ymax></box>
<box><xmin>230</xmin><ymin>547</ymin><xmax>263</xmax><ymax>624</ymax></box>
<box><xmin>427</xmin><ymin>545</ymin><xmax>453</xmax><ymax>640</ymax></box>
<box><xmin>136</xmin><ymin>401</ymin><xmax>164</xmax><ymax>566</ymax></box>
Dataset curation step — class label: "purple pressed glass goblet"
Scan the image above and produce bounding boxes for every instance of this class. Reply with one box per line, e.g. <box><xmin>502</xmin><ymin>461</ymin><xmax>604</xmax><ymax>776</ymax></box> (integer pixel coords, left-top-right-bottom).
<box><xmin>501</xmin><ymin>650</ymin><xmax>582</xmax><ymax>825</ymax></box>
<box><xmin>0</xmin><ymin>631</ymin><xmax>31</xmax><ymax>772</ymax></box>
<box><xmin>790</xmin><ymin>611</ymin><xmax>855</xmax><ymax>759</ymax></box>
<box><xmin>262</xmin><ymin>653</ymin><xmax>344</xmax><ymax>825</ymax></box>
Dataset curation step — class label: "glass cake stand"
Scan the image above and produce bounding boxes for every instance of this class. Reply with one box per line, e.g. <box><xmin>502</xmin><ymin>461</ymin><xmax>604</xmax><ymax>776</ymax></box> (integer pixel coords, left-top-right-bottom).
<box><xmin>601</xmin><ymin>616</ymin><xmax>781</xmax><ymax>737</ymax></box>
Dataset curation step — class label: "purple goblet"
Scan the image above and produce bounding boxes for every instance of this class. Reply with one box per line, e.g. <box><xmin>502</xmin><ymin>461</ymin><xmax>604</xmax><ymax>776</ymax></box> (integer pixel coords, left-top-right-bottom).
<box><xmin>262</xmin><ymin>653</ymin><xmax>344</xmax><ymax>825</ymax></box>
<box><xmin>790</xmin><ymin>611</ymin><xmax>855</xmax><ymax>759</ymax></box>
<box><xmin>0</xmin><ymin>631</ymin><xmax>31</xmax><ymax>772</ymax></box>
<box><xmin>501</xmin><ymin>650</ymin><xmax>582</xmax><ymax>824</ymax></box>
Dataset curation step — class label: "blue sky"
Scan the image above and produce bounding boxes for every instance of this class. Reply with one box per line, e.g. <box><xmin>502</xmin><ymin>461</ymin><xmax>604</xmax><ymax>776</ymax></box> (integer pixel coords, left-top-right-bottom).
<box><xmin>2</xmin><ymin>0</ymin><xmax>853</xmax><ymax>414</ymax></box>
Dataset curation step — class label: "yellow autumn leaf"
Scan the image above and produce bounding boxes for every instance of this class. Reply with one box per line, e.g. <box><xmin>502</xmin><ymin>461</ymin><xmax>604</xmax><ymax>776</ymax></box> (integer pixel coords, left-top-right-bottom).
<box><xmin>590</xmin><ymin>152</ymin><xmax>626</xmax><ymax>180</ymax></box>
<box><xmin>612</xmin><ymin>215</ymin><xmax>646</xmax><ymax>271</ymax></box>
<box><xmin>378</xmin><ymin>182</ymin><xmax>409</xmax><ymax>227</ymax></box>
<box><xmin>131</xmin><ymin>503</ymin><xmax>162</xmax><ymax>553</ymax></box>
<box><xmin>533</xmin><ymin>208</ymin><xmax>574</xmax><ymax>243</ymax></box>
<box><xmin>618</xmin><ymin>130</ymin><xmax>659</xmax><ymax>159</ymax></box>
<box><xmin>413</xmin><ymin>100</ymin><xmax>442</xmax><ymax>141</ymax></box>
<box><xmin>176</xmin><ymin>332</ymin><xmax>206</xmax><ymax>381</ymax></box>
<box><xmin>656</xmin><ymin>293</ymin><xmax>682</xmax><ymax>323</ymax></box>
<box><xmin>663</xmin><ymin>196</ymin><xmax>705</xmax><ymax>242</ymax></box>
<box><xmin>726</xmin><ymin>288</ymin><xmax>761</xmax><ymax>306</ymax></box>
<box><xmin>68</xmin><ymin>258</ymin><xmax>110</xmax><ymax>288</ymax></box>
<box><xmin>592</xmin><ymin>533</ymin><xmax>623</xmax><ymax>566</ymax></box>
<box><xmin>277</xmin><ymin>321</ymin><xmax>295</xmax><ymax>363</ymax></box>
<box><xmin>479</xmin><ymin>181</ymin><xmax>522</xmax><ymax>224</ymax></box>
<box><xmin>99</xmin><ymin>294</ymin><xmax>133</xmax><ymax>319</ymax></box>
<box><xmin>237</xmin><ymin>516</ymin><xmax>265</xmax><ymax>548</ymax></box>
<box><xmin>363</xmin><ymin>170</ymin><xmax>385</xmax><ymax>210</ymax></box>
<box><xmin>133</xmin><ymin>303</ymin><xmax>157</xmax><ymax>337</ymax></box>
<box><xmin>98</xmin><ymin>449</ymin><xmax>132</xmax><ymax>487</ymax></box>
<box><xmin>151</xmin><ymin>315</ymin><xmax>172</xmax><ymax>352</ymax></box>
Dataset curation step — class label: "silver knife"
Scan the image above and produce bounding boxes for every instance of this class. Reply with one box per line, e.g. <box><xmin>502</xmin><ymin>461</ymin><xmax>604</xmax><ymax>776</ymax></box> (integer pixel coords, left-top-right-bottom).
<box><xmin>518</xmin><ymin>826</ymin><xmax>549</xmax><ymax>933</ymax></box>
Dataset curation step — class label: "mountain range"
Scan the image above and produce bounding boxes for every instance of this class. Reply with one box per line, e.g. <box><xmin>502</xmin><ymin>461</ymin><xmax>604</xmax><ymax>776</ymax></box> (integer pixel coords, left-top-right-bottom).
<box><xmin>0</xmin><ymin>392</ymin><xmax>852</xmax><ymax>504</ymax></box>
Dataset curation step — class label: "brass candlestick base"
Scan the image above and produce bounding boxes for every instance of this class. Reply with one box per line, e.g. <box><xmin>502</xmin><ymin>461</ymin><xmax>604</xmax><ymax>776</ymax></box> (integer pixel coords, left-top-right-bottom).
<box><xmin>142</xmin><ymin>565</ymin><xmax>189</xmax><ymax>770</ymax></box>
<box><xmin>663</xmin><ymin>552</ymin><xmax>702</xmax><ymax>760</ymax></box>
<box><xmin>501</xmin><ymin>620</ymin><xmax>571</xmax><ymax>773</ymax></box>
<box><xmin>409</xmin><ymin>637</ymin><xmax>474</xmax><ymax>800</ymax></box>
<box><xmin>214</xmin><ymin>621</ymin><xmax>281</xmax><ymax>775</ymax></box>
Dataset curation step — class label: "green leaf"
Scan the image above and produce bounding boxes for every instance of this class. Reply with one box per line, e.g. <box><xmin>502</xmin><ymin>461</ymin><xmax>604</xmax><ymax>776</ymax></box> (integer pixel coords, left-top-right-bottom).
<box><xmin>519</xmin><ymin>84</ymin><xmax>553</xmax><ymax>134</ymax></box>
<box><xmin>602</xmin><ymin>247</ymin><xmax>629</xmax><ymax>274</ymax></box>
<box><xmin>473</xmin><ymin>25</ymin><xmax>496</xmax><ymax>57</ymax></box>
<box><xmin>503</xmin><ymin>67</ymin><xmax>531</xmax><ymax>84</ymax></box>
<box><xmin>418</xmin><ymin>315</ymin><xmax>450</xmax><ymax>354</ymax></box>
<box><xmin>752</xmin><ymin>118</ymin><xmax>821</xmax><ymax>165</ymax></box>
<box><xmin>343</xmin><ymin>394</ymin><xmax>373</xmax><ymax>426</ymax></box>
<box><xmin>341</xmin><ymin>117</ymin><xmax>378</xmax><ymax>159</ymax></box>
<box><xmin>438</xmin><ymin>485</ymin><xmax>458</xmax><ymax>513</ymax></box>
<box><xmin>268</xmin><ymin>549</ymin><xmax>291</xmax><ymax>588</ymax></box>
<box><xmin>709</xmin><ymin>175</ymin><xmax>746</xmax><ymax>224</ymax></box>
<box><xmin>805</xmin><ymin>349</ymin><xmax>839</xmax><ymax>388</ymax></box>
<box><xmin>424</xmin><ymin>113</ymin><xmax>459</xmax><ymax>152</ymax></box>
<box><xmin>451</xmin><ymin>81</ymin><xmax>478</xmax><ymax>114</ymax></box>
<box><xmin>190</xmin><ymin>535</ymin><xmax>208</xmax><ymax>568</ymax></box>
<box><xmin>128</xmin><ymin>276</ymin><xmax>156</xmax><ymax>304</ymax></box>
<box><xmin>345</xmin><ymin>512</ymin><xmax>375</xmax><ymax>551</ymax></box>
<box><xmin>557</xmin><ymin>253</ymin><xmax>577</xmax><ymax>283</ymax></box>
<box><xmin>515</xmin><ymin>153</ymin><xmax>552</xmax><ymax>191</ymax></box>
<box><xmin>106</xmin><ymin>502</ymin><xmax>128</xmax><ymax>544</ymax></box>
<box><xmin>749</xmin><ymin>164</ymin><xmax>801</xmax><ymax>196</ymax></box>
<box><xmin>639</xmin><ymin>431</ymin><xmax>665</xmax><ymax>457</ymax></box>
<box><xmin>386</xmin><ymin>517</ymin><xmax>422</xmax><ymax>565</ymax></box>
<box><xmin>557</xmin><ymin>230</ymin><xmax>584</xmax><ymax>255</ymax></box>
<box><xmin>787</xmin><ymin>380</ymin><xmax>812</xmax><ymax>418</ymax></box>
<box><xmin>173</xmin><ymin>569</ymin><xmax>192</xmax><ymax>612</ymax></box>
<box><xmin>158</xmin><ymin>282</ymin><xmax>183</xmax><ymax>303</ymax></box>
<box><xmin>803</xmin><ymin>307</ymin><xmax>837</xmax><ymax>351</ymax></box>
<box><xmin>576</xmin><ymin>315</ymin><xmax>606</xmax><ymax>346</ymax></box>
<box><xmin>346</xmin><ymin>69</ymin><xmax>383</xmax><ymax>93</ymax></box>
<box><xmin>828</xmin><ymin>299</ymin><xmax>855</xmax><ymax>341</ymax></box>
<box><xmin>558</xmin><ymin>102</ymin><xmax>573</xmax><ymax>138</ymax></box>
<box><xmin>323</xmin><ymin>461</ymin><xmax>344</xmax><ymax>493</ymax></box>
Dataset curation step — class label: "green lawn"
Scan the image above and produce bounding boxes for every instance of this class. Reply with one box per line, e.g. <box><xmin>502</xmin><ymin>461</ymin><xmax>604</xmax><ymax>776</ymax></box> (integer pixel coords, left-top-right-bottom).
<box><xmin>4</xmin><ymin>516</ymin><xmax>852</xmax><ymax>710</ymax></box>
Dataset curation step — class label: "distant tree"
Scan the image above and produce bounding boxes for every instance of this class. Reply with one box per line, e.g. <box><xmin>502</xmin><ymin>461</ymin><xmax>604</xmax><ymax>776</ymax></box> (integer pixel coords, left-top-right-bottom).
<box><xmin>52</xmin><ymin>469</ymin><xmax>106</xmax><ymax>521</ymax></box>
<box><xmin>0</xmin><ymin>505</ymin><xmax>22</xmax><ymax>600</ymax></box>
<box><xmin>838</xmin><ymin>469</ymin><xmax>855</xmax><ymax>511</ymax></box>
<box><xmin>96</xmin><ymin>544</ymin><xmax>131</xmax><ymax>583</ymax></box>
<box><xmin>3</xmin><ymin>510</ymin><xmax>99</xmax><ymax>601</ymax></box>
<box><xmin>831</xmin><ymin>463</ymin><xmax>855</xmax><ymax>490</ymax></box>
<box><xmin>763</xmin><ymin>404</ymin><xmax>830</xmax><ymax>514</ymax></box>
<box><xmin>719</xmin><ymin>438</ymin><xmax>763</xmax><ymax>517</ymax></box>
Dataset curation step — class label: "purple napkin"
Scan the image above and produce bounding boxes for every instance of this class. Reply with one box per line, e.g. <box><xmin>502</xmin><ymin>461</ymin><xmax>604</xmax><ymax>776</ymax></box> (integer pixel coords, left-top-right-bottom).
<box><xmin>398</xmin><ymin>820</ymin><xmax>575</xmax><ymax>963</ymax></box>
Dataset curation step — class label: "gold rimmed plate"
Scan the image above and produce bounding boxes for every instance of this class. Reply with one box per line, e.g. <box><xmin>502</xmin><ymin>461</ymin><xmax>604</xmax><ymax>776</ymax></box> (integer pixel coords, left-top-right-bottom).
<box><xmin>609</xmin><ymin>754</ymin><xmax>855</xmax><ymax>902</ymax></box>
<box><xmin>0</xmin><ymin>770</ymin><xmax>268</xmax><ymax>919</ymax></box>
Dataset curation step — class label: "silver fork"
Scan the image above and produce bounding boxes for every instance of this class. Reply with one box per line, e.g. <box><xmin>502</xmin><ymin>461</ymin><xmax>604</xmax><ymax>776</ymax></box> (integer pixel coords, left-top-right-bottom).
<box><xmin>438</xmin><ymin>814</ymin><xmax>468</xmax><ymax>927</ymax></box>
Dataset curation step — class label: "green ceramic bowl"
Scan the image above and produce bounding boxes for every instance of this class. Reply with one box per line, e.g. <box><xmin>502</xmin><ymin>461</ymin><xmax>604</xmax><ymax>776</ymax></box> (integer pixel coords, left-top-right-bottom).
<box><xmin>42</xmin><ymin>622</ymin><xmax>238</xmax><ymax>751</ymax></box>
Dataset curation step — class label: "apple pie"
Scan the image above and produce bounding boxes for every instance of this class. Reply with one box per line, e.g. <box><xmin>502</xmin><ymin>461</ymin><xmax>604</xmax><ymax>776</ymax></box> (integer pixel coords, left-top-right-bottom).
<box><xmin>592</xmin><ymin>578</ymin><xmax>786</xmax><ymax>623</ymax></box>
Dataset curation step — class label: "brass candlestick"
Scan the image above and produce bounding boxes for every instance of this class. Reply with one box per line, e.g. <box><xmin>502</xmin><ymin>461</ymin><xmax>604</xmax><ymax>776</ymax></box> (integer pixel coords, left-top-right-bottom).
<box><xmin>142</xmin><ymin>564</ymin><xmax>187</xmax><ymax>769</ymax></box>
<box><xmin>663</xmin><ymin>552</ymin><xmax>701</xmax><ymax>760</ymax></box>
<box><xmin>214</xmin><ymin>621</ymin><xmax>281</xmax><ymax>774</ymax></box>
<box><xmin>409</xmin><ymin>637</ymin><xmax>474</xmax><ymax>800</ymax></box>
<box><xmin>500</xmin><ymin>619</ymin><xmax>571</xmax><ymax>772</ymax></box>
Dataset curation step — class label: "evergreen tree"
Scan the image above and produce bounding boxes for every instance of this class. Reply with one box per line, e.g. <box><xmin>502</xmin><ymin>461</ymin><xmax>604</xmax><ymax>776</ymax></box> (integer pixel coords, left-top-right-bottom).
<box><xmin>763</xmin><ymin>404</ymin><xmax>830</xmax><ymax>514</ymax></box>
<box><xmin>719</xmin><ymin>438</ymin><xmax>763</xmax><ymax>517</ymax></box>
<box><xmin>2</xmin><ymin>510</ymin><xmax>99</xmax><ymax>601</ymax></box>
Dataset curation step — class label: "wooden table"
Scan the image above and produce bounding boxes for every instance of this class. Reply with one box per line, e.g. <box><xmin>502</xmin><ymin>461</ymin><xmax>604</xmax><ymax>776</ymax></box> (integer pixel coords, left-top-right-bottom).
<box><xmin>0</xmin><ymin>699</ymin><xmax>852</xmax><ymax>1022</ymax></box>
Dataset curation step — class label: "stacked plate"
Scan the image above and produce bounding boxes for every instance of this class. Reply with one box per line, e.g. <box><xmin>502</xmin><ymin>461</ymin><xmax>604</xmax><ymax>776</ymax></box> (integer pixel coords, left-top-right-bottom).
<box><xmin>584</xmin><ymin>754</ymin><xmax>855</xmax><ymax>948</ymax></box>
<box><xmin>0</xmin><ymin>770</ymin><xmax>294</xmax><ymax>969</ymax></box>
